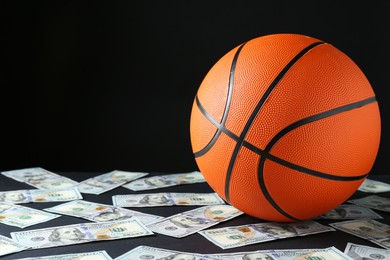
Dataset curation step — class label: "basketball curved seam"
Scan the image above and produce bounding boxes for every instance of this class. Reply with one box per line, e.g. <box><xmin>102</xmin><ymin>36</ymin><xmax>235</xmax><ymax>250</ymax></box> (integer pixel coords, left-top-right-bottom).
<box><xmin>224</xmin><ymin>41</ymin><xmax>325</xmax><ymax>204</ymax></box>
<box><xmin>194</xmin><ymin>95</ymin><xmax>373</xmax><ymax>221</ymax></box>
<box><xmin>194</xmin><ymin>95</ymin><xmax>241</xmax><ymax>143</ymax></box>
<box><xmin>260</xmin><ymin>96</ymin><xmax>377</xmax><ymax>180</ymax></box>
<box><xmin>194</xmin><ymin>97</ymin><xmax>372</xmax><ymax>179</ymax></box>
<box><xmin>257</xmin><ymin>97</ymin><xmax>376</xmax><ymax>221</ymax></box>
<box><xmin>193</xmin><ymin>42</ymin><xmax>247</xmax><ymax>158</ymax></box>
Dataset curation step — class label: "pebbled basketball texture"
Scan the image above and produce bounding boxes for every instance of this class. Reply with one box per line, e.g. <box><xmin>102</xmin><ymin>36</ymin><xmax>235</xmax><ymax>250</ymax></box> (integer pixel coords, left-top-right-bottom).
<box><xmin>190</xmin><ymin>34</ymin><xmax>381</xmax><ymax>222</ymax></box>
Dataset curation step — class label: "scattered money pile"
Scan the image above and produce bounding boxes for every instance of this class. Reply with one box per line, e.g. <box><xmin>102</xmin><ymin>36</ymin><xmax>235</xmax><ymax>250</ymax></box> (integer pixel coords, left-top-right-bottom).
<box><xmin>115</xmin><ymin>245</ymin><xmax>220</xmax><ymax>260</ymax></box>
<box><xmin>316</xmin><ymin>204</ymin><xmax>383</xmax><ymax>219</ymax></box>
<box><xmin>147</xmin><ymin>205</ymin><xmax>244</xmax><ymax>238</ymax></box>
<box><xmin>112</xmin><ymin>192</ymin><xmax>225</xmax><ymax>207</ymax></box>
<box><xmin>122</xmin><ymin>171</ymin><xmax>206</xmax><ymax>191</ymax></box>
<box><xmin>0</xmin><ymin>187</ymin><xmax>82</xmax><ymax>204</ymax></box>
<box><xmin>330</xmin><ymin>219</ymin><xmax>390</xmax><ymax>249</ymax></box>
<box><xmin>0</xmin><ymin>202</ymin><xmax>60</xmax><ymax>228</ymax></box>
<box><xmin>44</xmin><ymin>199</ymin><xmax>163</xmax><ymax>225</ymax></box>
<box><xmin>358</xmin><ymin>178</ymin><xmax>390</xmax><ymax>193</ymax></box>
<box><xmin>77</xmin><ymin>170</ymin><xmax>149</xmax><ymax>195</ymax></box>
<box><xmin>209</xmin><ymin>246</ymin><xmax>353</xmax><ymax>260</ymax></box>
<box><xmin>14</xmin><ymin>250</ymin><xmax>113</xmax><ymax>260</ymax></box>
<box><xmin>115</xmin><ymin>245</ymin><xmax>354</xmax><ymax>260</ymax></box>
<box><xmin>198</xmin><ymin>220</ymin><xmax>335</xmax><ymax>249</ymax></box>
<box><xmin>348</xmin><ymin>195</ymin><xmax>390</xmax><ymax>213</ymax></box>
<box><xmin>344</xmin><ymin>242</ymin><xmax>390</xmax><ymax>259</ymax></box>
<box><xmin>0</xmin><ymin>234</ymin><xmax>29</xmax><ymax>257</ymax></box>
<box><xmin>10</xmin><ymin>219</ymin><xmax>153</xmax><ymax>249</ymax></box>
<box><xmin>1</xmin><ymin>168</ymin><xmax>79</xmax><ymax>190</ymax></box>
<box><xmin>0</xmin><ymin>167</ymin><xmax>389</xmax><ymax>259</ymax></box>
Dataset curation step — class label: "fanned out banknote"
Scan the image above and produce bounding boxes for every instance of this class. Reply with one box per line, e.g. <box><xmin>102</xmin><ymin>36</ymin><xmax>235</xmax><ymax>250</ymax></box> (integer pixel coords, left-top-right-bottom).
<box><xmin>122</xmin><ymin>171</ymin><xmax>206</xmax><ymax>191</ymax></box>
<box><xmin>112</xmin><ymin>192</ymin><xmax>225</xmax><ymax>207</ymax></box>
<box><xmin>115</xmin><ymin>245</ymin><xmax>353</xmax><ymax>260</ymax></box>
<box><xmin>316</xmin><ymin>204</ymin><xmax>383</xmax><ymax>219</ymax></box>
<box><xmin>0</xmin><ymin>234</ymin><xmax>29</xmax><ymax>257</ymax></box>
<box><xmin>348</xmin><ymin>195</ymin><xmax>390</xmax><ymax>213</ymax></box>
<box><xmin>1</xmin><ymin>167</ymin><xmax>78</xmax><ymax>190</ymax></box>
<box><xmin>14</xmin><ymin>250</ymin><xmax>113</xmax><ymax>260</ymax></box>
<box><xmin>0</xmin><ymin>187</ymin><xmax>82</xmax><ymax>204</ymax></box>
<box><xmin>147</xmin><ymin>205</ymin><xmax>243</xmax><ymax>238</ymax></box>
<box><xmin>344</xmin><ymin>242</ymin><xmax>390</xmax><ymax>260</ymax></box>
<box><xmin>209</xmin><ymin>246</ymin><xmax>353</xmax><ymax>260</ymax></box>
<box><xmin>199</xmin><ymin>220</ymin><xmax>335</xmax><ymax>249</ymax></box>
<box><xmin>115</xmin><ymin>245</ymin><xmax>219</xmax><ymax>260</ymax></box>
<box><xmin>44</xmin><ymin>199</ymin><xmax>162</xmax><ymax>225</ymax></box>
<box><xmin>358</xmin><ymin>179</ymin><xmax>390</xmax><ymax>193</ymax></box>
<box><xmin>330</xmin><ymin>219</ymin><xmax>390</xmax><ymax>249</ymax></box>
<box><xmin>0</xmin><ymin>202</ymin><xmax>60</xmax><ymax>228</ymax></box>
<box><xmin>11</xmin><ymin>219</ymin><xmax>153</xmax><ymax>250</ymax></box>
<box><xmin>77</xmin><ymin>170</ymin><xmax>149</xmax><ymax>195</ymax></box>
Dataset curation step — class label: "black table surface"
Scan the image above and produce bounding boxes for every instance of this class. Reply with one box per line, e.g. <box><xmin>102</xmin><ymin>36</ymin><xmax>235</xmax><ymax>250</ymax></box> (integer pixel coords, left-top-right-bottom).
<box><xmin>0</xmin><ymin>171</ymin><xmax>389</xmax><ymax>259</ymax></box>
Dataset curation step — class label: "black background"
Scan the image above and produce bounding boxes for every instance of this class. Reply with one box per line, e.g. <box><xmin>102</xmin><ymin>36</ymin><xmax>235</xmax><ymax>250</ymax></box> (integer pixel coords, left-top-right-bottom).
<box><xmin>2</xmin><ymin>1</ymin><xmax>389</xmax><ymax>175</ymax></box>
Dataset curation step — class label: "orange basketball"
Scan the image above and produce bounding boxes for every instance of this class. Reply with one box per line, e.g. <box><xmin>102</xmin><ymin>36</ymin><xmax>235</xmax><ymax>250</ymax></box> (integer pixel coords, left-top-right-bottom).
<box><xmin>190</xmin><ymin>33</ymin><xmax>381</xmax><ymax>222</ymax></box>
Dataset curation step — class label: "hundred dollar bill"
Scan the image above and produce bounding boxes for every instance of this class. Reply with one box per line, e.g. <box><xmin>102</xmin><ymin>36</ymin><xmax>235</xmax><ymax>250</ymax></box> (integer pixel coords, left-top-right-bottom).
<box><xmin>0</xmin><ymin>202</ymin><xmax>60</xmax><ymax>228</ymax></box>
<box><xmin>147</xmin><ymin>205</ymin><xmax>243</xmax><ymax>238</ymax></box>
<box><xmin>199</xmin><ymin>220</ymin><xmax>335</xmax><ymax>249</ymax></box>
<box><xmin>209</xmin><ymin>246</ymin><xmax>353</xmax><ymax>260</ymax></box>
<box><xmin>115</xmin><ymin>245</ymin><xmax>219</xmax><ymax>260</ymax></box>
<box><xmin>122</xmin><ymin>171</ymin><xmax>205</xmax><ymax>191</ymax></box>
<box><xmin>329</xmin><ymin>219</ymin><xmax>390</xmax><ymax>249</ymax></box>
<box><xmin>15</xmin><ymin>250</ymin><xmax>113</xmax><ymax>260</ymax></box>
<box><xmin>344</xmin><ymin>242</ymin><xmax>390</xmax><ymax>260</ymax></box>
<box><xmin>44</xmin><ymin>200</ymin><xmax>162</xmax><ymax>225</ymax></box>
<box><xmin>317</xmin><ymin>204</ymin><xmax>383</xmax><ymax>219</ymax></box>
<box><xmin>1</xmin><ymin>167</ymin><xmax>78</xmax><ymax>190</ymax></box>
<box><xmin>348</xmin><ymin>195</ymin><xmax>390</xmax><ymax>213</ymax></box>
<box><xmin>77</xmin><ymin>170</ymin><xmax>148</xmax><ymax>195</ymax></box>
<box><xmin>0</xmin><ymin>234</ymin><xmax>29</xmax><ymax>257</ymax></box>
<box><xmin>112</xmin><ymin>192</ymin><xmax>225</xmax><ymax>207</ymax></box>
<box><xmin>0</xmin><ymin>187</ymin><xmax>82</xmax><ymax>204</ymax></box>
<box><xmin>11</xmin><ymin>219</ymin><xmax>153</xmax><ymax>249</ymax></box>
<box><xmin>358</xmin><ymin>179</ymin><xmax>390</xmax><ymax>193</ymax></box>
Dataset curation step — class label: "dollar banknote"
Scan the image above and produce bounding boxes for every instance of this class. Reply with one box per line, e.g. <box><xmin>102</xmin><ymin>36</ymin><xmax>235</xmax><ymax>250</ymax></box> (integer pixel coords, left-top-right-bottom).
<box><xmin>348</xmin><ymin>195</ymin><xmax>390</xmax><ymax>213</ymax></box>
<box><xmin>358</xmin><ymin>179</ymin><xmax>390</xmax><ymax>193</ymax></box>
<box><xmin>1</xmin><ymin>167</ymin><xmax>78</xmax><ymax>190</ymax></box>
<box><xmin>209</xmin><ymin>246</ymin><xmax>353</xmax><ymax>260</ymax></box>
<box><xmin>44</xmin><ymin>200</ymin><xmax>162</xmax><ymax>225</ymax></box>
<box><xmin>115</xmin><ymin>245</ymin><xmax>219</xmax><ymax>260</ymax></box>
<box><xmin>122</xmin><ymin>171</ymin><xmax>205</xmax><ymax>191</ymax></box>
<box><xmin>77</xmin><ymin>170</ymin><xmax>149</xmax><ymax>195</ymax></box>
<box><xmin>0</xmin><ymin>234</ymin><xmax>29</xmax><ymax>257</ymax></box>
<box><xmin>15</xmin><ymin>250</ymin><xmax>113</xmax><ymax>260</ymax></box>
<box><xmin>112</xmin><ymin>192</ymin><xmax>225</xmax><ymax>207</ymax></box>
<box><xmin>330</xmin><ymin>219</ymin><xmax>390</xmax><ymax>249</ymax></box>
<box><xmin>115</xmin><ymin>245</ymin><xmax>352</xmax><ymax>260</ymax></box>
<box><xmin>11</xmin><ymin>219</ymin><xmax>153</xmax><ymax>249</ymax></box>
<box><xmin>0</xmin><ymin>187</ymin><xmax>82</xmax><ymax>204</ymax></box>
<box><xmin>199</xmin><ymin>220</ymin><xmax>335</xmax><ymax>249</ymax></box>
<box><xmin>147</xmin><ymin>205</ymin><xmax>243</xmax><ymax>238</ymax></box>
<box><xmin>0</xmin><ymin>202</ymin><xmax>60</xmax><ymax>228</ymax></box>
<box><xmin>317</xmin><ymin>204</ymin><xmax>383</xmax><ymax>219</ymax></box>
<box><xmin>344</xmin><ymin>242</ymin><xmax>390</xmax><ymax>260</ymax></box>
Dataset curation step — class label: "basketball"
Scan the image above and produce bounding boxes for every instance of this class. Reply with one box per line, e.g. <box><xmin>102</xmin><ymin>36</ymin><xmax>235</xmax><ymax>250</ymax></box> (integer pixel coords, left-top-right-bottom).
<box><xmin>190</xmin><ymin>33</ymin><xmax>381</xmax><ymax>222</ymax></box>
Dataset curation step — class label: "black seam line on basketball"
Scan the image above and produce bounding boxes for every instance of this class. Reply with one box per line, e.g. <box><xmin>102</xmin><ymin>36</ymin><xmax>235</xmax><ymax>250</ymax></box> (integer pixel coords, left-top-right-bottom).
<box><xmin>193</xmin><ymin>96</ymin><xmax>241</xmax><ymax>148</ymax></box>
<box><xmin>259</xmin><ymin>96</ymin><xmax>377</xmax><ymax>180</ymax></box>
<box><xmin>194</xmin><ymin>93</ymin><xmax>371</xmax><ymax>182</ymax></box>
<box><xmin>193</xmin><ymin>42</ymin><xmax>247</xmax><ymax>158</ymax></box>
<box><xmin>255</xmin><ymin>96</ymin><xmax>377</xmax><ymax>221</ymax></box>
<box><xmin>242</xmin><ymin>141</ymin><xmax>368</xmax><ymax>181</ymax></box>
<box><xmin>224</xmin><ymin>41</ymin><xmax>325</xmax><ymax>203</ymax></box>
